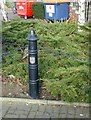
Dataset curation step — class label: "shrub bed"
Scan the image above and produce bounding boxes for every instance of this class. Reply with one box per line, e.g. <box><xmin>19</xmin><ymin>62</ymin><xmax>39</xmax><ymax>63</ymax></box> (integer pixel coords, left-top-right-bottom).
<box><xmin>1</xmin><ymin>18</ymin><xmax>90</xmax><ymax>102</ymax></box>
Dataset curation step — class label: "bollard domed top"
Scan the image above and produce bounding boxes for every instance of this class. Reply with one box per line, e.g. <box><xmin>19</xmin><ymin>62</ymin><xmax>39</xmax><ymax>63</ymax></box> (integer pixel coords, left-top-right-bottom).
<box><xmin>26</xmin><ymin>29</ymin><xmax>39</xmax><ymax>41</ymax></box>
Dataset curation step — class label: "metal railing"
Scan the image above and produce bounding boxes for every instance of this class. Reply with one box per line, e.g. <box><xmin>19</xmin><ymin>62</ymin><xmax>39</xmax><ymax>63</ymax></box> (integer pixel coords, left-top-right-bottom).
<box><xmin>1</xmin><ymin>44</ymin><xmax>89</xmax><ymax>63</ymax></box>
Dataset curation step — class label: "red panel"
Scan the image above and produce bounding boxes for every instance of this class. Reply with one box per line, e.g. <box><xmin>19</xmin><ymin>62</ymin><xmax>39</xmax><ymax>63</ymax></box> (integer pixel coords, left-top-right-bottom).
<box><xmin>16</xmin><ymin>0</ymin><xmax>35</xmax><ymax>17</ymax></box>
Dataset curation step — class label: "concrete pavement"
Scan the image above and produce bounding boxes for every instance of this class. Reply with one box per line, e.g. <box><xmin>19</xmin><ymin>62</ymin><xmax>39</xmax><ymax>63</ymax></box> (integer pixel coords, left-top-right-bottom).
<box><xmin>0</xmin><ymin>97</ymin><xmax>90</xmax><ymax>119</ymax></box>
<box><xmin>0</xmin><ymin>7</ymin><xmax>19</xmax><ymax>21</ymax></box>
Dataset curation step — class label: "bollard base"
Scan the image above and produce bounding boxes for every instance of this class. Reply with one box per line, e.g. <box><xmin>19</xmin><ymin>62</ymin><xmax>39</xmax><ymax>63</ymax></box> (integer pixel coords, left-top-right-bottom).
<box><xmin>29</xmin><ymin>80</ymin><xmax>39</xmax><ymax>99</ymax></box>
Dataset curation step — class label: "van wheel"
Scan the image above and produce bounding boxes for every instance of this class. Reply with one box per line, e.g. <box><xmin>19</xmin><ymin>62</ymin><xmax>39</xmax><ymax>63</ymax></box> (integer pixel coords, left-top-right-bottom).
<box><xmin>24</xmin><ymin>16</ymin><xmax>27</xmax><ymax>20</ymax></box>
<box><xmin>32</xmin><ymin>15</ymin><xmax>35</xmax><ymax>19</ymax></box>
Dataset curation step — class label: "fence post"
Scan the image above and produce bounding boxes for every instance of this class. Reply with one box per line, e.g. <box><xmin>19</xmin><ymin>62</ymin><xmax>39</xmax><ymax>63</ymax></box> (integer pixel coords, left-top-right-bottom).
<box><xmin>26</xmin><ymin>29</ymin><xmax>39</xmax><ymax>99</ymax></box>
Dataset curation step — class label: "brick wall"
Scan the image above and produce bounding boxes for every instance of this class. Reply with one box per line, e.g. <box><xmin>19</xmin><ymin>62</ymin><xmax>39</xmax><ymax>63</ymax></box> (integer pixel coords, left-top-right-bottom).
<box><xmin>69</xmin><ymin>5</ymin><xmax>78</xmax><ymax>21</ymax></box>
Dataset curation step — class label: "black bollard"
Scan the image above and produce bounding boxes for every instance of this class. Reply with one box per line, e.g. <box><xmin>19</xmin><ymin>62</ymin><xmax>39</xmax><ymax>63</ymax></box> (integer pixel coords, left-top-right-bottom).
<box><xmin>26</xmin><ymin>29</ymin><xmax>39</xmax><ymax>99</ymax></box>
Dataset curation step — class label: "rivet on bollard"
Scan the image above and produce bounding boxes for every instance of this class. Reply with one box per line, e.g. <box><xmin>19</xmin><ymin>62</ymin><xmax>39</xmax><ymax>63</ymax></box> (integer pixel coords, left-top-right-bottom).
<box><xmin>26</xmin><ymin>29</ymin><xmax>39</xmax><ymax>99</ymax></box>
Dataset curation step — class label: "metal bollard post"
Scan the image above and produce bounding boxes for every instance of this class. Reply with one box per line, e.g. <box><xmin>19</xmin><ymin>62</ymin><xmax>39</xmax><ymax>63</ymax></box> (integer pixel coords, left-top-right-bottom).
<box><xmin>26</xmin><ymin>29</ymin><xmax>39</xmax><ymax>99</ymax></box>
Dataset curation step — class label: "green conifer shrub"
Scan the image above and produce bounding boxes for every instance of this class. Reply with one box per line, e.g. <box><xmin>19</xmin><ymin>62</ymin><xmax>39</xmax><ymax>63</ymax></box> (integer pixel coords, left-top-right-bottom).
<box><xmin>32</xmin><ymin>2</ymin><xmax>45</xmax><ymax>19</ymax></box>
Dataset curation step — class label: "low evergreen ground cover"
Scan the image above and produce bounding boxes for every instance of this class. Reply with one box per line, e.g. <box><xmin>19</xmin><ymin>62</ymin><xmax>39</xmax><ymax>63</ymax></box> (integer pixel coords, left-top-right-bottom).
<box><xmin>1</xmin><ymin>18</ymin><xmax>90</xmax><ymax>102</ymax></box>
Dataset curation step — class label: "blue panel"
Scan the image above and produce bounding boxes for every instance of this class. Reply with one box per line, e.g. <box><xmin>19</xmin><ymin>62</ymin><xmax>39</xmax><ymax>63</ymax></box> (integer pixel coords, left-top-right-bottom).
<box><xmin>44</xmin><ymin>2</ymin><xmax>70</xmax><ymax>20</ymax></box>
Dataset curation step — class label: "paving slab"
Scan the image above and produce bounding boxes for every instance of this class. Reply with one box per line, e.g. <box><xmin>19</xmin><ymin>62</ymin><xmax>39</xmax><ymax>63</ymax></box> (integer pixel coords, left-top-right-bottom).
<box><xmin>0</xmin><ymin>97</ymin><xmax>90</xmax><ymax>119</ymax></box>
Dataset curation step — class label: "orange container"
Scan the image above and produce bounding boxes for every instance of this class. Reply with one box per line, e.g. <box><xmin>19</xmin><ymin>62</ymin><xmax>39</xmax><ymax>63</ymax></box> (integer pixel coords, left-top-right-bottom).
<box><xmin>16</xmin><ymin>0</ymin><xmax>35</xmax><ymax>18</ymax></box>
